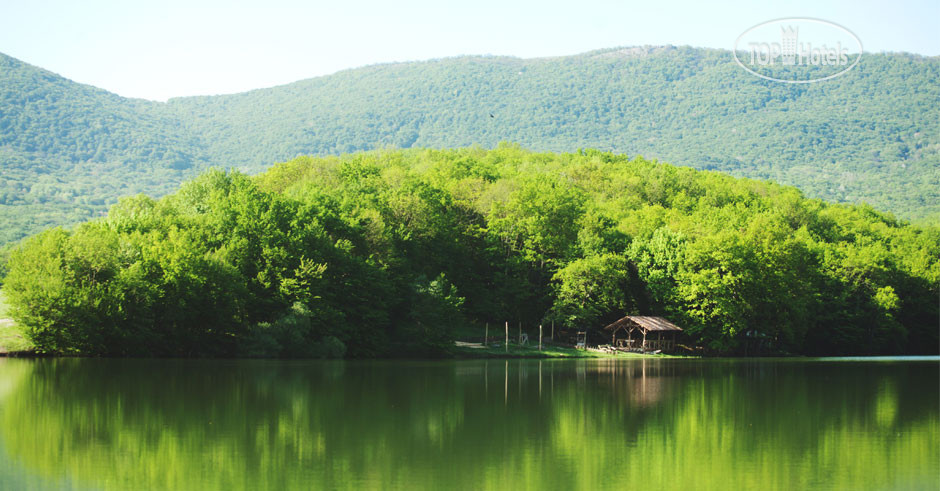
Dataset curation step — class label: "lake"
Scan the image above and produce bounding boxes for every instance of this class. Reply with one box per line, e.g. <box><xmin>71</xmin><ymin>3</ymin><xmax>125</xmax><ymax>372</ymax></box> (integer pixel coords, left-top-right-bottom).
<box><xmin>0</xmin><ymin>357</ymin><xmax>936</xmax><ymax>490</ymax></box>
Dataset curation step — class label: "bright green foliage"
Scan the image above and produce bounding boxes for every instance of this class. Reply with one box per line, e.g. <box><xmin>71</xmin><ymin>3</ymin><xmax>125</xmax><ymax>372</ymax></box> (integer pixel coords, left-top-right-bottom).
<box><xmin>1</xmin><ymin>47</ymin><xmax>939</xmax><ymax>246</ymax></box>
<box><xmin>551</xmin><ymin>253</ymin><xmax>636</xmax><ymax>329</ymax></box>
<box><xmin>3</xmin><ymin>147</ymin><xmax>938</xmax><ymax>356</ymax></box>
<box><xmin>490</xmin><ymin>175</ymin><xmax>585</xmax><ymax>267</ymax></box>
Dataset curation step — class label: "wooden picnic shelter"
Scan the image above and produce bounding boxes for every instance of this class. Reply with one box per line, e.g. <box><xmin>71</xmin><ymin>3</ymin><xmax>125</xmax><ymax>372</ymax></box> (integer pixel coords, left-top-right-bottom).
<box><xmin>603</xmin><ymin>316</ymin><xmax>682</xmax><ymax>352</ymax></box>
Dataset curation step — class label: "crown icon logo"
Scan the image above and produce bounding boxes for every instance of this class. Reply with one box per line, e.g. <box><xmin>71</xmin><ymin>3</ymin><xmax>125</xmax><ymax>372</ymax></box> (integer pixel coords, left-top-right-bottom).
<box><xmin>780</xmin><ymin>26</ymin><xmax>799</xmax><ymax>65</ymax></box>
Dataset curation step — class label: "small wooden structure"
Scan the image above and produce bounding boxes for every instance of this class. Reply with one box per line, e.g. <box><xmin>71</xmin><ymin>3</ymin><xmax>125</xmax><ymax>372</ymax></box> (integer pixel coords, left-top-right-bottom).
<box><xmin>575</xmin><ymin>331</ymin><xmax>587</xmax><ymax>349</ymax></box>
<box><xmin>603</xmin><ymin>316</ymin><xmax>682</xmax><ymax>352</ymax></box>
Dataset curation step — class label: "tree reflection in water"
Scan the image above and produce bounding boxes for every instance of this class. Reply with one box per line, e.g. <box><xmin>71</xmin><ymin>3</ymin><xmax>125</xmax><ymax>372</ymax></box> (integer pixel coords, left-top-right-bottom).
<box><xmin>0</xmin><ymin>358</ymin><xmax>936</xmax><ymax>490</ymax></box>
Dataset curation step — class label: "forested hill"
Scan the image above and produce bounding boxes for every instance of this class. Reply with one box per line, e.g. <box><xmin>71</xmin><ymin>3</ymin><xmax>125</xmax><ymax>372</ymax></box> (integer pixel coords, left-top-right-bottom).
<box><xmin>4</xmin><ymin>148</ymin><xmax>938</xmax><ymax>357</ymax></box>
<box><xmin>1</xmin><ymin>47</ymin><xmax>939</xmax><ymax>244</ymax></box>
<box><xmin>0</xmin><ymin>53</ymin><xmax>204</xmax><ymax>243</ymax></box>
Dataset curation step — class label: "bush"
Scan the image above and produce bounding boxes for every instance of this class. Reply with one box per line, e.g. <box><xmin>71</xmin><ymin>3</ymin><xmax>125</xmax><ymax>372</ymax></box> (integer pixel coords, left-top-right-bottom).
<box><xmin>241</xmin><ymin>303</ymin><xmax>348</xmax><ymax>358</ymax></box>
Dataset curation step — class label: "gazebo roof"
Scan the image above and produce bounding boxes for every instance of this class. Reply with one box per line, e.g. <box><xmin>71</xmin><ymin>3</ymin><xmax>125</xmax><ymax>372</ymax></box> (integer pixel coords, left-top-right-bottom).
<box><xmin>603</xmin><ymin>315</ymin><xmax>683</xmax><ymax>333</ymax></box>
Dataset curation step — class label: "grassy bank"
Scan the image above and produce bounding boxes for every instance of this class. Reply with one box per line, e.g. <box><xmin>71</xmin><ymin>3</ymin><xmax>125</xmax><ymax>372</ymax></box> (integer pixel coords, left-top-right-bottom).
<box><xmin>452</xmin><ymin>323</ymin><xmax>691</xmax><ymax>358</ymax></box>
<box><xmin>455</xmin><ymin>343</ymin><xmax>620</xmax><ymax>358</ymax></box>
<box><xmin>452</xmin><ymin>341</ymin><xmax>691</xmax><ymax>359</ymax></box>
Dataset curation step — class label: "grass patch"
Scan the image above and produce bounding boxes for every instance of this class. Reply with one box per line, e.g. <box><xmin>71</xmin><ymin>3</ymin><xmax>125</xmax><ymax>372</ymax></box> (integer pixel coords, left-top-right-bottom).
<box><xmin>454</xmin><ymin>342</ymin><xmax>660</xmax><ymax>359</ymax></box>
<box><xmin>0</xmin><ymin>321</ymin><xmax>33</xmax><ymax>353</ymax></box>
<box><xmin>0</xmin><ymin>288</ymin><xmax>8</xmax><ymax>318</ymax></box>
<box><xmin>0</xmin><ymin>288</ymin><xmax>34</xmax><ymax>353</ymax></box>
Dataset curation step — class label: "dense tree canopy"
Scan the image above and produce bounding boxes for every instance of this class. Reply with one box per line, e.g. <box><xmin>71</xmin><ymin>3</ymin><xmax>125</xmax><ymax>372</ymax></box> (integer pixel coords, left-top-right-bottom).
<box><xmin>4</xmin><ymin>147</ymin><xmax>937</xmax><ymax>356</ymax></box>
<box><xmin>1</xmin><ymin>47</ymin><xmax>938</xmax><ymax>244</ymax></box>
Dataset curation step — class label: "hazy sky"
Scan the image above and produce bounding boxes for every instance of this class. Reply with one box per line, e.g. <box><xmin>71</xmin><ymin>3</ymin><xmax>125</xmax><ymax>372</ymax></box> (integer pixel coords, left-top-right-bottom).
<box><xmin>1</xmin><ymin>0</ymin><xmax>936</xmax><ymax>101</ymax></box>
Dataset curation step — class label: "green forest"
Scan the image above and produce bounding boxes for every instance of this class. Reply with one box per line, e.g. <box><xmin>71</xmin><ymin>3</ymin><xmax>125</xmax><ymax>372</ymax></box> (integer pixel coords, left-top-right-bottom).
<box><xmin>3</xmin><ymin>147</ymin><xmax>937</xmax><ymax>357</ymax></box>
<box><xmin>1</xmin><ymin>47</ymin><xmax>938</xmax><ymax>245</ymax></box>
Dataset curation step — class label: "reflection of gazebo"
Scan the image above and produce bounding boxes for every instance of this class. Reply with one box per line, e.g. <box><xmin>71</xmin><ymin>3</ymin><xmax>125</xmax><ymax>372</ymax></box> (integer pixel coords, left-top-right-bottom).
<box><xmin>603</xmin><ymin>316</ymin><xmax>682</xmax><ymax>352</ymax></box>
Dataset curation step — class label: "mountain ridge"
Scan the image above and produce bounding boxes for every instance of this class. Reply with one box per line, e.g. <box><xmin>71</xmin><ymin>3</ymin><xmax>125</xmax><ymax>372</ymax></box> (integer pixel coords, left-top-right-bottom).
<box><xmin>1</xmin><ymin>46</ymin><xmax>938</xmax><ymax>244</ymax></box>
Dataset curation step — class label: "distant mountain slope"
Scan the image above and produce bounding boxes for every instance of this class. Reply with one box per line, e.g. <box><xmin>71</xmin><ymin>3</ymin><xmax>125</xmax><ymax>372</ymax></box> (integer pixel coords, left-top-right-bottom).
<box><xmin>0</xmin><ymin>53</ymin><xmax>207</xmax><ymax>243</ymax></box>
<box><xmin>1</xmin><ymin>46</ymin><xmax>938</xmax><ymax>244</ymax></box>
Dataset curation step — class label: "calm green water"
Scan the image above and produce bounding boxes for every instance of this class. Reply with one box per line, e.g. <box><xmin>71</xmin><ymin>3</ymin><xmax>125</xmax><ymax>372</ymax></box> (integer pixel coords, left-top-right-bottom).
<box><xmin>0</xmin><ymin>357</ymin><xmax>936</xmax><ymax>490</ymax></box>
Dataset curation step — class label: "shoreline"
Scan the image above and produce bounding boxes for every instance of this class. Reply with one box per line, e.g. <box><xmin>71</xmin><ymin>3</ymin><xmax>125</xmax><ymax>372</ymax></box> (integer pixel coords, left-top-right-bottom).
<box><xmin>2</xmin><ymin>320</ymin><xmax>932</xmax><ymax>361</ymax></box>
<box><xmin>451</xmin><ymin>342</ymin><xmax>691</xmax><ymax>359</ymax></box>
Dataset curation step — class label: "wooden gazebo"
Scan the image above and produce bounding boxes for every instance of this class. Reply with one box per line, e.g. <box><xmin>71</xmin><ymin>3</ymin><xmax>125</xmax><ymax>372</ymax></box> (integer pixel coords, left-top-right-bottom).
<box><xmin>603</xmin><ymin>316</ymin><xmax>683</xmax><ymax>352</ymax></box>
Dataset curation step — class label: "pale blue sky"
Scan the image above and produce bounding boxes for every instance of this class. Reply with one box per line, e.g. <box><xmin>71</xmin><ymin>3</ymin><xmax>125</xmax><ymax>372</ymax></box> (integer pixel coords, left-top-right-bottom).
<box><xmin>1</xmin><ymin>0</ymin><xmax>936</xmax><ymax>101</ymax></box>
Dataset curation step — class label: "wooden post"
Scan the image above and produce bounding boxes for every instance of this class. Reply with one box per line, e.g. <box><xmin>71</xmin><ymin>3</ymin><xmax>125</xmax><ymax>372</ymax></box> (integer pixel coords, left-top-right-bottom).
<box><xmin>539</xmin><ymin>324</ymin><xmax>543</xmax><ymax>351</ymax></box>
<box><xmin>539</xmin><ymin>361</ymin><xmax>542</xmax><ymax>399</ymax></box>
<box><xmin>484</xmin><ymin>323</ymin><xmax>488</xmax><ymax>347</ymax></box>
<box><xmin>551</xmin><ymin>320</ymin><xmax>554</xmax><ymax>340</ymax></box>
<box><xmin>518</xmin><ymin>360</ymin><xmax>522</xmax><ymax>399</ymax></box>
<box><xmin>518</xmin><ymin>321</ymin><xmax>522</xmax><ymax>344</ymax></box>
<box><xmin>505</xmin><ymin>321</ymin><xmax>509</xmax><ymax>352</ymax></box>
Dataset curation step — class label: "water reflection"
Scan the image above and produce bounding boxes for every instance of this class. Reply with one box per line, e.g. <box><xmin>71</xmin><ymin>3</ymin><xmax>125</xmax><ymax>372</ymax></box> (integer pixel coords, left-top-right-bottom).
<box><xmin>0</xmin><ymin>358</ymin><xmax>936</xmax><ymax>490</ymax></box>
